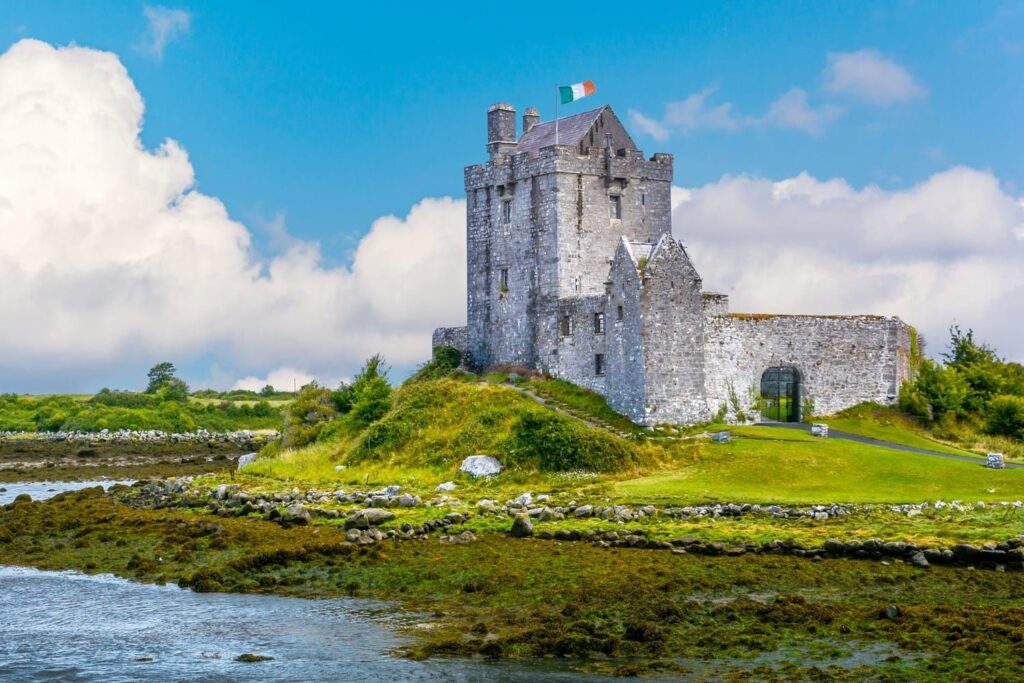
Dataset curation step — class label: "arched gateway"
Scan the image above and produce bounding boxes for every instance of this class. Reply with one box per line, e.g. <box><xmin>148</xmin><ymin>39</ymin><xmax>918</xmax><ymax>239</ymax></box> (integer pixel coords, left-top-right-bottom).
<box><xmin>760</xmin><ymin>366</ymin><xmax>801</xmax><ymax>422</ymax></box>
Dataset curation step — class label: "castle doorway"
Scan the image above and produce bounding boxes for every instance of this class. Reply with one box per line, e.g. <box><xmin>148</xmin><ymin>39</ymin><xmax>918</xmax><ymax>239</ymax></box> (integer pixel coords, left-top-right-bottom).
<box><xmin>759</xmin><ymin>366</ymin><xmax>801</xmax><ymax>422</ymax></box>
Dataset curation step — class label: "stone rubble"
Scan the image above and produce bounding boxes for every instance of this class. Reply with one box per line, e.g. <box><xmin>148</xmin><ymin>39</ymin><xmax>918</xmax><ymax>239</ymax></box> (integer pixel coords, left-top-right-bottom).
<box><xmin>112</xmin><ymin>479</ymin><xmax>1024</xmax><ymax>570</ymax></box>
<box><xmin>1</xmin><ymin>429</ymin><xmax>276</xmax><ymax>446</ymax></box>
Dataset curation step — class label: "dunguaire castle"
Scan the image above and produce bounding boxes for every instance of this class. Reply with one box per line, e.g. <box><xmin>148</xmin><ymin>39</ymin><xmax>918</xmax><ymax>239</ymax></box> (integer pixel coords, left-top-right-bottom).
<box><xmin>433</xmin><ymin>102</ymin><xmax>914</xmax><ymax>426</ymax></box>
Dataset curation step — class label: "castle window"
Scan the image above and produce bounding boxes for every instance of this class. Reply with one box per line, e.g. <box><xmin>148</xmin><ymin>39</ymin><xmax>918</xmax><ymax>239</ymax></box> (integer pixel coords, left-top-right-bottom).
<box><xmin>559</xmin><ymin>315</ymin><xmax>573</xmax><ymax>337</ymax></box>
<box><xmin>616</xmin><ymin>305</ymin><xmax>624</xmax><ymax>321</ymax></box>
<box><xmin>594</xmin><ymin>353</ymin><xmax>605</xmax><ymax>376</ymax></box>
<box><xmin>641</xmin><ymin>193</ymin><xmax>646</xmax><ymax>207</ymax></box>
<box><xmin>499</xmin><ymin>268</ymin><xmax>509</xmax><ymax>291</ymax></box>
<box><xmin>501</xmin><ymin>200</ymin><xmax>512</xmax><ymax>224</ymax></box>
<box><xmin>609</xmin><ymin>195</ymin><xmax>622</xmax><ymax>220</ymax></box>
<box><xmin>594</xmin><ymin>312</ymin><xmax>605</xmax><ymax>334</ymax></box>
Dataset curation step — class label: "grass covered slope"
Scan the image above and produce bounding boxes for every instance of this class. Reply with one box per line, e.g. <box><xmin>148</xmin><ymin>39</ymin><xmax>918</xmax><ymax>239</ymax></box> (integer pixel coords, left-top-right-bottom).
<box><xmin>248</xmin><ymin>374</ymin><xmax>1024</xmax><ymax>506</ymax></box>
<box><xmin>825</xmin><ymin>403</ymin><xmax>984</xmax><ymax>457</ymax></box>
<box><xmin>246</xmin><ymin>377</ymin><xmax>650</xmax><ymax>487</ymax></box>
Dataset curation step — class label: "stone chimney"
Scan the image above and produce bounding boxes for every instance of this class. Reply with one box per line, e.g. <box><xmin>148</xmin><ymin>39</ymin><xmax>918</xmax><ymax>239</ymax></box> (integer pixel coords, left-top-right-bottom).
<box><xmin>522</xmin><ymin>107</ymin><xmax>540</xmax><ymax>135</ymax></box>
<box><xmin>487</xmin><ymin>103</ymin><xmax>517</xmax><ymax>158</ymax></box>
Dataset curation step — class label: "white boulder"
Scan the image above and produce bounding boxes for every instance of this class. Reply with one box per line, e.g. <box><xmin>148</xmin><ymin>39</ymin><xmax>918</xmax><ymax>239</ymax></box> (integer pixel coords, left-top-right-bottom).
<box><xmin>458</xmin><ymin>455</ymin><xmax>503</xmax><ymax>478</ymax></box>
<box><xmin>236</xmin><ymin>452</ymin><xmax>258</xmax><ymax>470</ymax></box>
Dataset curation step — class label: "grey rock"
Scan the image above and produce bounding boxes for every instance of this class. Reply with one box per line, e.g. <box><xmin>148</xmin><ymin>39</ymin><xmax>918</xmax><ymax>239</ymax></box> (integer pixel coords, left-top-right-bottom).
<box><xmin>458</xmin><ymin>455</ymin><xmax>503</xmax><ymax>478</ymax></box>
<box><xmin>435</xmin><ymin>481</ymin><xmax>457</xmax><ymax>492</ymax></box>
<box><xmin>440</xmin><ymin>530</ymin><xmax>477</xmax><ymax>544</ymax></box>
<box><xmin>236</xmin><ymin>452</ymin><xmax>258</xmax><ymax>470</ymax></box>
<box><xmin>509</xmin><ymin>514</ymin><xmax>534</xmax><ymax>538</ymax></box>
<box><xmin>880</xmin><ymin>605</ymin><xmax>901</xmax><ymax>620</ymax></box>
<box><xmin>908</xmin><ymin>551</ymin><xmax>930</xmax><ymax>568</ymax></box>
<box><xmin>573</xmin><ymin>505</ymin><xmax>594</xmax><ymax>518</ymax></box>
<box><xmin>345</xmin><ymin>508</ymin><xmax>396</xmax><ymax>529</ymax></box>
<box><xmin>282</xmin><ymin>503</ymin><xmax>311</xmax><ymax>526</ymax></box>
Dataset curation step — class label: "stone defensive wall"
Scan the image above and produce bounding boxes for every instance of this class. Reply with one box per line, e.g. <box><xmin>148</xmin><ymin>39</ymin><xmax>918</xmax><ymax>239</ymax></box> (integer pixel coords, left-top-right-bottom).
<box><xmin>464</xmin><ymin>145</ymin><xmax>673</xmax><ymax>191</ymax></box>
<box><xmin>432</xmin><ymin>326</ymin><xmax>468</xmax><ymax>355</ymax></box>
<box><xmin>703</xmin><ymin>310</ymin><xmax>913</xmax><ymax>420</ymax></box>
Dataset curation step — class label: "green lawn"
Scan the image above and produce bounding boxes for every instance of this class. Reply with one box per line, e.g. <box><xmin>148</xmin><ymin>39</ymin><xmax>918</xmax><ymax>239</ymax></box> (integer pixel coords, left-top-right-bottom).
<box><xmin>823</xmin><ymin>415</ymin><xmax>979</xmax><ymax>456</ymax></box>
<box><xmin>616</xmin><ymin>434</ymin><xmax>1024</xmax><ymax>505</ymax></box>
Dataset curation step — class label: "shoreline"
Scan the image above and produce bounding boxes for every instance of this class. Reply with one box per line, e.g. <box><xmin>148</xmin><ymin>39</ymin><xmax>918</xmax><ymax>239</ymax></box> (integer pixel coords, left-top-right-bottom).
<box><xmin>0</xmin><ymin>429</ymin><xmax>274</xmax><ymax>482</ymax></box>
<box><xmin>4</xmin><ymin>488</ymin><xmax>1024</xmax><ymax>680</ymax></box>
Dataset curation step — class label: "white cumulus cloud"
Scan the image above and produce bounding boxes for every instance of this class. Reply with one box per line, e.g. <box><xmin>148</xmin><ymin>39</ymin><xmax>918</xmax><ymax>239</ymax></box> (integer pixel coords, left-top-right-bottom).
<box><xmin>824</xmin><ymin>49</ymin><xmax>927</xmax><ymax>105</ymax></box>
<box><xmin>629</xmin><ymin>85</ymin><xmax>842</xmax><ymax>139</ymax></box>
<box><xmin>673</xmin><ymin>168</ymin><xmax>1024</xmax><ymax>362</ymax></box>
<box><xmin>0</xmin><ymin>39</ymin><xmax>466</xmax><ymax>392</ymax></box>
<box><xmin>137</xmin><ymin>5</ymin><xmax>191</xmax><ymax>60</ymax></box>
<box><xmin>760</xmin><ymin>88</ymin><xmax>844</xmax><ymax>135</ymax></box>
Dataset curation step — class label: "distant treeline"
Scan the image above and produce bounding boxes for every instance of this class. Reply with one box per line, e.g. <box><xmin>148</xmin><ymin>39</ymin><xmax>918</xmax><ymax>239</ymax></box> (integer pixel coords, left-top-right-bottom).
<box><xmin>0</xmin><ymin>391</ymin><xmax>284</xmax><ymax>433</ymax></box>
<box><xmin>0</xmin><ymin>362</ymin><xmax>294</xmax><ymax>433</ymax></box>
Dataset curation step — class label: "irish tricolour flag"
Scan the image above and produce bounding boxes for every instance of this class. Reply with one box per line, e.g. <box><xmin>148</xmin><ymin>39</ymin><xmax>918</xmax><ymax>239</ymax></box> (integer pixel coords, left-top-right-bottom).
<box><xmin>559</xmin><ymin>80</ymin><xmax>596</xmax><ymax>104</ymax></box>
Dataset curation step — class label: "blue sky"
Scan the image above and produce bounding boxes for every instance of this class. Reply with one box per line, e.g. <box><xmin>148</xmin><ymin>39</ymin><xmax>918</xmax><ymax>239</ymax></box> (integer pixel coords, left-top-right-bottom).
<box><xmin>5</xmin><ymin>1</ymin><xmax>1020</xmax><ymax>250</ymax></box>
<box><xmin>0</xmin><ymin>2</ymin><xmax>1021</xmax><ymax>392</ymax></box>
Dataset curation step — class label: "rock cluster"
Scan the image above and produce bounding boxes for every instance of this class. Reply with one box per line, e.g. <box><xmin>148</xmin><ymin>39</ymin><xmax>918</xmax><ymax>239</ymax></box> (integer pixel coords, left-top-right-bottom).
<box><xmin>116</xmin><ymin>480</ymin><xmax>1024</xmax><ymax>569</ymax></box>
<box><xmin>0</xmin><ymin>429</ymin><xmax>276</xmax><ymax>446</ymax></box>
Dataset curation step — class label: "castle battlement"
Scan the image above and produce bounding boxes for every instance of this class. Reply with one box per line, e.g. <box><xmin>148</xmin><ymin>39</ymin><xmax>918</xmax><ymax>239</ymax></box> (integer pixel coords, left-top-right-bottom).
<box><xmin>435</xmin><ymin>101</ymin><xmax>913</xmax><ymax>426</ymax></box>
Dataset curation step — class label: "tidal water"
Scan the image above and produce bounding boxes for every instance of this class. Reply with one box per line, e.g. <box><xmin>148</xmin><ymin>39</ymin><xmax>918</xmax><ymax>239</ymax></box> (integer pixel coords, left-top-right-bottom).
<box><xmin>0</xmin><ymin>566</ymin><xmax>628</xmax><ymax>682</ymax></box>
<box><xmin>0</xmin><ymin>480</ymin><xmax>134</xmax><ymax>505</ymax></box>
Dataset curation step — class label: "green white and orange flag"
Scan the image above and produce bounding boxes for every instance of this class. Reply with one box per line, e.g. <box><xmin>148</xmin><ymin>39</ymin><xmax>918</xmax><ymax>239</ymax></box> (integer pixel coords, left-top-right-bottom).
<box><xmin>559</xmin><ymin>80</ymin><xmax>596</xmax><ymax>104</ymax></box>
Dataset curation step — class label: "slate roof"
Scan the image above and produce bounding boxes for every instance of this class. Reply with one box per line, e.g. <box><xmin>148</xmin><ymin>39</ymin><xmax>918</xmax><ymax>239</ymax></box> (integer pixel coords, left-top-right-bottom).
<box><xmin>516</xmin><ymin>106</ymin><xmax>606</xmax><ymax>153</ymax></box>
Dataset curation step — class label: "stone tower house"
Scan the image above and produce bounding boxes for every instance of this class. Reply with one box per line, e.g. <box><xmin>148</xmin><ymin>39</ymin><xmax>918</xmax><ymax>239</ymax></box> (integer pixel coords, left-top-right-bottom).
<box><xmin>434</xmin><ymin>103</ymin><xmax>914</xmax><ymax>426</ymax></box>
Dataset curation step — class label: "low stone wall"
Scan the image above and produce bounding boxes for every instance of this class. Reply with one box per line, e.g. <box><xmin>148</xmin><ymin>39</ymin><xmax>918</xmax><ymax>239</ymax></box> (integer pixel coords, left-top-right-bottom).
<box><xmin>120</xmin><ymin>479</ymin><xmax>1024</xmax><ymax>571</ymax></box>
<box><xmin>0</xmin><ymin>429</ymin><xmax>276</xmax><ymax>446</ymax></box>
<box><xmin>432</xmin><ymin>326</ymin><xmax>469</xmax><ymax>355</ymax></box>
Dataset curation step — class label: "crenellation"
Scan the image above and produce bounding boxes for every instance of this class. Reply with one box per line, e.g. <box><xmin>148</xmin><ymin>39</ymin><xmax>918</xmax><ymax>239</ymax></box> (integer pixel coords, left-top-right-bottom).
<box><xmin>436</xmin><ymin>101</ymin><xmax>913</xmax><ymax>425</ymax></box>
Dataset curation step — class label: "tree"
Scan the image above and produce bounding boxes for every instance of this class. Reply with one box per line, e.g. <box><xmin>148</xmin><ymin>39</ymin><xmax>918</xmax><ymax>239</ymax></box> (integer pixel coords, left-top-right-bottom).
<box><xmin>260</xmin><ymin>384</ymin><xmax>275</xmax><ymax>396</ymax></box>
<box><xmin>146</xmin><ymin>362</ymin><xmax>178</xmax><ymax>394</ymax></box>
<box><xmin>988</xmin><ymin>395</ymin><xmax>1024</xmax><ymax>439</ymax></box>
<box><xmin>346</xmin><ymin>355</ymin><xmax>393</xmax><ymax>428</ymax></box>
<box><xmin>282</xmin><ymin>382</ymin><xmax>338</xmax><ymax>448</ymax></box>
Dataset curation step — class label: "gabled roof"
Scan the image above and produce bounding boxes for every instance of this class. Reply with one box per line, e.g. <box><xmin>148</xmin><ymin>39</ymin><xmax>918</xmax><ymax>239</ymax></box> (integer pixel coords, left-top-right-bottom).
<box><xmin>517</xmin><ymin>105</ymin><xmax>638</xmax><ymax>154</ymax></box>
<box><xmin>624</xmin><ymin>239</ymin><xmax>655</xmax><ymax>266</ymax></box>
<box><xmin>517</xmin><ymin>107</ymin><xmax>605</xmax><ymax>153</ymax></box>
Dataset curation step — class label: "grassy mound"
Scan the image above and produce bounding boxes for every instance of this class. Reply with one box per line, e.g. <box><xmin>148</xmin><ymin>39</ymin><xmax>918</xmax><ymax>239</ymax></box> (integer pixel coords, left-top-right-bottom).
<box><xmin>350</xmin><ymin>378</ymin><xmax>642</xmax><ymax>473</ymax></box>
<box><xmin>248</xmin><ymin>378</ymin><xmax>647</xmax><ymax>485</ymax></box>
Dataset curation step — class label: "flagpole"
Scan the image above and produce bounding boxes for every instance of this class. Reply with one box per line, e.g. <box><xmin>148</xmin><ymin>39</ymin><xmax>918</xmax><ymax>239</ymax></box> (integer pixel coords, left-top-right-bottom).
<box><xmin>554</xmin><ymin>84</ymin><xmax>559</xmax><ymax>145</ymax></box>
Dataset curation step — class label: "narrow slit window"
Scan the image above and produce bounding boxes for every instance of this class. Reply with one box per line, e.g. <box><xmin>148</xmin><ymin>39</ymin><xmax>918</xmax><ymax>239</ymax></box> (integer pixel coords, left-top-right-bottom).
<box><xmin>610</xmin><ymin>195</ymin><xmax>622</xmax><ymax>220</ymax></box>
<box><xmin>499</xmin><ymin>268</ymin><xmax>509</xmax><ymax>291</ymax></box>
<box><xmin>559</xmin><ymin>315</ymin><xmax>573</xmax><ymax>337</ymax></box>
<box><xmin>501</xmin><ymin>200</ymin><xmax>512</xmax><ymax>224</ymax></box>
<box><xmin>595</xmin><ymin>353</ymin><xmax>605</xmax><ymax>376</ymax></box>
<box><xmin>594</xmin><ymin>312</ymin><xmax>605</xmax><ymax>334</ymax></box>
<box><xmin>616</xmin><ymin>305</ymin><xmax>624</xmax><ymax>321</ymax></box>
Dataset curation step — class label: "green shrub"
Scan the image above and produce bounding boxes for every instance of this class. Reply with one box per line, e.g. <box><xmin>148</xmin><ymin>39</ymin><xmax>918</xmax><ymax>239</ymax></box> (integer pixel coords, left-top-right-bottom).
<box><xmin>987</xmin><ymin>395</ymin><xmax>1024</xmax><ymax>439</ymax></box>
<box><xmin>506</xmin><ymin>410</ymin><xmax>636</xmax><ymax>472</ymax></box>
<box><xmin>282</xmin><ymin>383</ymin><xmax>338</xmax><ymax>448</ymax></box>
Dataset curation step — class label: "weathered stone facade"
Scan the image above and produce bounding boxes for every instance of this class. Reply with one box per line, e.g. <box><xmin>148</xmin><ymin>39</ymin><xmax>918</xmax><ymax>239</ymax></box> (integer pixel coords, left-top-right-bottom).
<box><xmin>434</xmin><ymin>103</ymin><xmax>914</xmax><ymax>426</ymax></box>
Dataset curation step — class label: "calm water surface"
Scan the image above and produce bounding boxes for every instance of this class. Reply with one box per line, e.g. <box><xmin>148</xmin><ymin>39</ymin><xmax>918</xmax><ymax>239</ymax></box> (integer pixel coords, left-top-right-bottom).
<box><xmin>0</xmin><ymin>480</ymin><xmax>134</xmax><ymax>505</ymax></box>
<box><xmin>0</xmin><ymin>566</ymin><xmax>631</xmax><ymax>682</ymax></box>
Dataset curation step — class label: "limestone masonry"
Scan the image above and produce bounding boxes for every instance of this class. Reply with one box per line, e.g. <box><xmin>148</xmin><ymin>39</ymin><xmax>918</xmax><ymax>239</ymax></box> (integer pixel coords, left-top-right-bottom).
<box><xmin>433</xmin><ymin>103</ymin><xmax>914</xmax><ymax>425</ymax></box>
